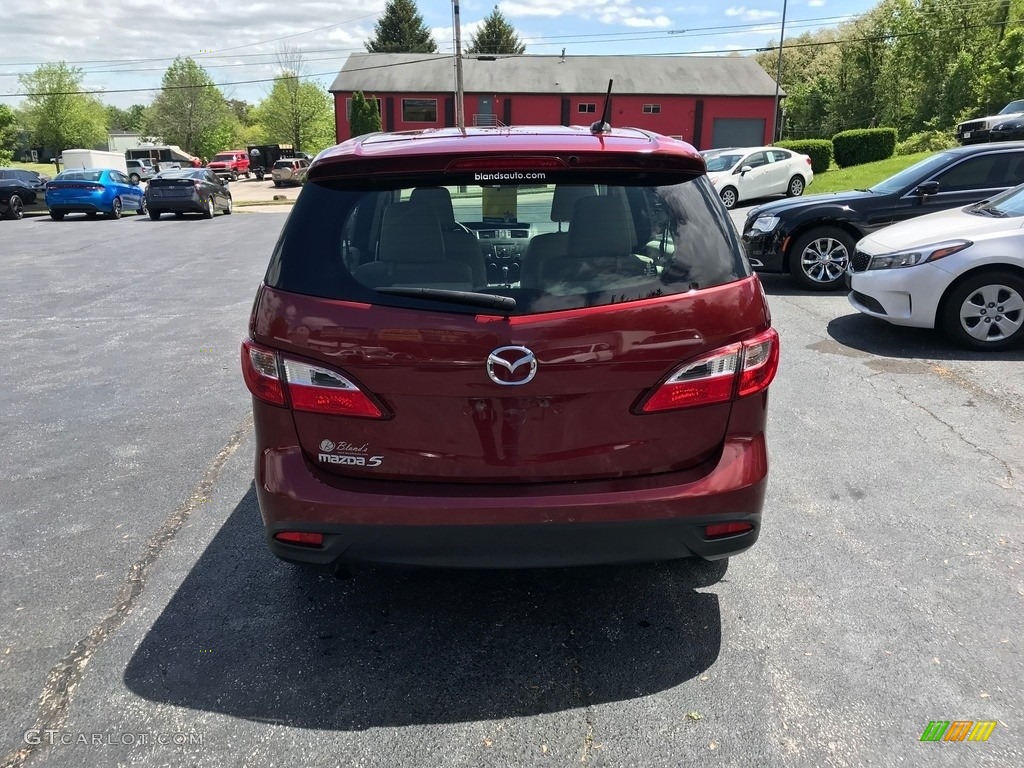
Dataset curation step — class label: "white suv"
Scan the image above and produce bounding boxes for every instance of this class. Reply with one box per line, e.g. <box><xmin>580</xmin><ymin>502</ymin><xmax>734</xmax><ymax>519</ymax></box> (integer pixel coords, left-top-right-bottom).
<box><xmin>271</xmin><ymin>158</ymin><xmax>310</xmax><ymax>187</ymax></box>
<box><xmin>956</xmin><ymin>99</ymin><xmax>1024</xmax><ymax>145</ymax></box>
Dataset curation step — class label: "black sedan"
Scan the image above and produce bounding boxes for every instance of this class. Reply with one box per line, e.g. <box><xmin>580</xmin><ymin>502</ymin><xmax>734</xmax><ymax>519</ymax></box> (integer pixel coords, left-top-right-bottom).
<box><xmin>145</xmin><ymin>168</ymin><xmax>233</xmax><ymax>220</ymax></box>
<box><xmin>741</xmin><ymin>142</ymin><xmax>1024</xmax><ymax>290</ymax></box>
<box><xmin>0</xmin><ymin>168</ymin><xmax>49</xmax><ymax>219</ymax></box>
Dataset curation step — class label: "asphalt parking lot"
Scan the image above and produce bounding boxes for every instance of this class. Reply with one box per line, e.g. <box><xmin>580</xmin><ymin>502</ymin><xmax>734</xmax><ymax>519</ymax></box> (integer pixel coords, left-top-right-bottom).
<box><xmin>1</xmin><ymin>212</ymin><xmax>1022</xmax><ymax>768</ymax></box>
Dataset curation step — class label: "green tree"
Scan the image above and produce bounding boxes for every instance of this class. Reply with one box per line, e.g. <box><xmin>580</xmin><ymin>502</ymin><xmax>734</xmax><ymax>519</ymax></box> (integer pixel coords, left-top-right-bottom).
<box><xmin>254</xmin><ymin>74</ymin><xmax>334</xmax><ymax>153</ymax></box>
<box><xmin>17</xmin><ymin>62</ymin><xmax>107</xmax><ymax>154</ymax></box>
<box><xmin>365</xmin><ymin>0</ymin><xmax>437</xmax><ymax>53</ymax></box>
<box><xmin>106</xmin><ymin>104</ymin><xmax>147</xmax><ymax>132</ymax></box>
<box><xmin>147</xmin><ymin>57</ymin><xmax>232</xmax><ymax>158</ymax></box>
<box><xmin>0</xmin><ymin>104</ymin><xmax>18</xmax><ymax>163</ymax></box>
<box><xmin>349</xmin><ymin>91</ymin><xmax>382</xmax><ymax>139</ymax></box>
<box><xmin>466</xmin><ymin>7</ymin><xmax>526</xmax><ymax>54</ymax></box>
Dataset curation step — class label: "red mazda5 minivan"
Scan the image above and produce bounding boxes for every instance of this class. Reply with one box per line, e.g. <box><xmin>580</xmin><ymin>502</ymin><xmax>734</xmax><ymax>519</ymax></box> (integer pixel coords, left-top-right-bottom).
<box><xmin>241</xmin><ymin>125</ymin><xmax>778</xmax><ymax>572</ymax></box>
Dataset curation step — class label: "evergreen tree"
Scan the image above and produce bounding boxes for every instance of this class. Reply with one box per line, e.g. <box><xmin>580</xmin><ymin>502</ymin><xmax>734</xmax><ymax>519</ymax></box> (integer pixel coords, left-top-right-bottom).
<box><xmin>350</xmin><ymin>92</ymin><xmax>383</xmax><ymax>138</ymax></box>
<box><xmin>467</xmin><ymin>7</ymin><xmax>526</xmax><ymax>55</ymax></box>
<box><xmin>365</xmin><ymin>0</ymin><xmax>437</xmax><ymax>53</ymax></box>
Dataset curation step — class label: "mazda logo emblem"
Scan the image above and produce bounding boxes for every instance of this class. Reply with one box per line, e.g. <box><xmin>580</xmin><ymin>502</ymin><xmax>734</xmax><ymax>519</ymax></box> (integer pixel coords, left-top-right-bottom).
<box><xmin>486</xmin><ymin>346</ymin><xmax>537</xmax><ymax>386</ymax></box>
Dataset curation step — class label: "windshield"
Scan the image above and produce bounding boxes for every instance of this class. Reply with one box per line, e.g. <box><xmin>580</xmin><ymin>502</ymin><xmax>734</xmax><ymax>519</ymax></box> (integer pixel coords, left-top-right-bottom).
<box><xmin>998</xmin><ymin>100</ymin><xmax>1024</xmax><ymax>115</ymax></box>
<box><xmin>55</xmin><ymin>170</ymin><xmax>103</xmax><ymax>182</ymax></box>
<box><xmin>970</xmin><ymin>182</ymin><xmax>1024</xmax><ymax>217</ymax></box>
<box><xmin>704</xmin><ymin>153</ymin><xmax>743</xmax><ymax>172</ymax></box>
<box><xmin>265</xmin><ymin>175</ymin><xmax>749</xmax><ymax>317</ymax></box>
<box><xmin>211</xmin><ymin>154</ymin><xmax>234</xmax><ymax>162</ymax></box>
<box><xmin>869</xmin><ymin>152</ymin><xmax>956</xmax><ymax>194</ymax></box>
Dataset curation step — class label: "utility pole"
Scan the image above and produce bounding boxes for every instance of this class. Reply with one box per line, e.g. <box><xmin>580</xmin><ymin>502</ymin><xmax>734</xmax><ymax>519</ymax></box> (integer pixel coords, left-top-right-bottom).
<box><xmin>453</xmin><ymin>0</ymin><xmax>466</xmax><ymax>131</ymax></box>
<box><xmin>770</xmin><ymin>0</ymin><xmax>786</xmax><ymax>143</ymax></box>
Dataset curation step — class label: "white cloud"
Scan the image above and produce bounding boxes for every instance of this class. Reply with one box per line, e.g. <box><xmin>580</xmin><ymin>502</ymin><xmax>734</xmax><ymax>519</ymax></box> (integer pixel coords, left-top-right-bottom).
<box><xmin>500</xmin><ymin>0</ymin><xmax>672</xmax><ymax>29</ymax></box>
<box><xmin>809</xmin><ymin>0</ymin><xmax>826</xmax><ymax>6</ymax></box>
<box><xmin>724</xmin><ymin>6</ymin><xmax>780</xmax><ymax>23</ymax></box>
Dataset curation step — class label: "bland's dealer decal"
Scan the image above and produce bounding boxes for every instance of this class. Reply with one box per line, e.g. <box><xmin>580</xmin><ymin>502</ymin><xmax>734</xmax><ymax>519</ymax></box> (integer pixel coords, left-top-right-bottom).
<box><xmin>318</xmin><ymin>439</ymin><xmax>383</xmax><ymax>467</ymax></box>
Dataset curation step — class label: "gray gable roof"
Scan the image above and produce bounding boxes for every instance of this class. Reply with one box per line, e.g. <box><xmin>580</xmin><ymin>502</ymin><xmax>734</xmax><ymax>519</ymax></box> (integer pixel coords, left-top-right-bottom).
<box><xmin>330</xmin><ymin>53</ymin><xmax>782</xmax><ymax>98</ymax></box>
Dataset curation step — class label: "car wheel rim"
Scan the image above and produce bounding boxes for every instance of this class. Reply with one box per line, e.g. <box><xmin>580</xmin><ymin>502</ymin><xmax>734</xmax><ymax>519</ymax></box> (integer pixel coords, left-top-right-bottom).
<box><xmin>959</xmin><ymin>284</ymin><xmax>1024</xmax><ymax>342</ymax></box>
<box><xmin>140</xmin><ymin>197</ymin><xmax>147</xmax><ymax>214</ymax></box>
<box><xmin>800</xmin><ymin>237</ymin><xmax>849</xmax><ymax>282</ymax></box>
<box><xmin>209</xmin><ymin>199</ymin><xmax>214</xmax><ymax>216</ymax></box>
<box><xmin>113</xmin><ymin>199</ymin><xmax>121</xmax><ymax>217</ymax></box>
<box><xmin>791</xmin><ymin>179</ymin><xmax>804</xmax><ymax>195</ymax></box>
<box><xmin>721</xmin><ymin>189</ymin><xmax>736</xmax><ymax>208</ymax></box>
<box><xmin>12</xmin><ymin>198</ymin><xmax>23</xmax><ymax>218</ymax></box>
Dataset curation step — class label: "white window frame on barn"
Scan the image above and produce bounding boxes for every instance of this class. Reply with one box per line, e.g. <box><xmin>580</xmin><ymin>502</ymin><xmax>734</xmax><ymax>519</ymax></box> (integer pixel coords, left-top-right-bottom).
<box><xmin>578</xmin><ymin>103</ymin><xmax>596</xmax><ymax>113</ymax></box>
<box><xmin>402</xmin><ymin>98</ymin><xmax>438</xmax><ymax>122</ymax></box>
<box><xmin>643</xmin><ymin>104</ymin><xmax>662</xmax><ymax>114</ymax></box>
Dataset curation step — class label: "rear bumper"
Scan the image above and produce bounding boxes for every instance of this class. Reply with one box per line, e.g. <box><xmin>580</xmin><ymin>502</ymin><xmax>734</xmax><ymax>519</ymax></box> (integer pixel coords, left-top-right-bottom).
<box><xmin>255</xmin><ymin>403</ymin><xmax>769</xmax><ymax>569</ymax></box>
<box><xmin>147</xmin><ymin>192</ymin><xmax>203</xmax><ymax>213</ymax></box>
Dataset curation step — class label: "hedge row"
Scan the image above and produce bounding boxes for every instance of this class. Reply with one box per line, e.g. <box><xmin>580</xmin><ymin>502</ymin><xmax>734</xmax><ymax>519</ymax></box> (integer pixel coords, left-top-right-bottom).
<box><xmin>774</xmin><ymin>139</ymin><xmax>833</xmax><ymax>175</ymax></box>
<box><xmin>831</xmin><ymin>128</ymin><xmax>898</xmax><ymax>168</ymax></box>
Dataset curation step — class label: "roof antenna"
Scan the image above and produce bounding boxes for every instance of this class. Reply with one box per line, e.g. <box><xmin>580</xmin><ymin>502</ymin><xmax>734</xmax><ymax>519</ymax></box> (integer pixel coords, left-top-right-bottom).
<box><xmin>590</xmin><ymin>79</ymin><xmax>613</xmax><ymax>134</ymax></box>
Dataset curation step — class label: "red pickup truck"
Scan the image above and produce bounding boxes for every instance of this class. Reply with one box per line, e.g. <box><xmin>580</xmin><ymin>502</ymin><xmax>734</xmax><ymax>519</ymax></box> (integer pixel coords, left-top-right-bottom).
<box><xmin>206</xmin><ymin>150</ymin><xmax>251</xmax><ymax>181</ymax></box>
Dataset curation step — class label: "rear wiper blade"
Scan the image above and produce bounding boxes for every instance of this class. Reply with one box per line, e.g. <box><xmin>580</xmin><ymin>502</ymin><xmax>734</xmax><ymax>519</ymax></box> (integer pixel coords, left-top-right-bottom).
<box><xmin>376</xmin><ymin>287</ymin><xmax>516</xmax><ymax>311</ymax></box>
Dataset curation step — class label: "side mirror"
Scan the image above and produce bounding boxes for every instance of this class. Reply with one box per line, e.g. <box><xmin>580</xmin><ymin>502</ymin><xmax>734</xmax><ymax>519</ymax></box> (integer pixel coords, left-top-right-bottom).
<box><xmin>739</xmin><ymin>165</ymin><xmax>753</xmax><ymax>175</ymax></box>
<box><xmin>915</xmin><ymin>181</ymin><xmax>940</xmax><ymax>196</ymax></box>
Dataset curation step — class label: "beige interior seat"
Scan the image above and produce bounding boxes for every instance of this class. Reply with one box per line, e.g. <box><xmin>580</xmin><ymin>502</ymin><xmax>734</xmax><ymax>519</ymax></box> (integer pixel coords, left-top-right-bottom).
<box><xmin>520</xmin><ymin>184</ymin><xmax>598</xmax><ymax>289</ymax></box>
<box><xmin>353</xmin><ymin>202</ymin><xmax>473</xmax><ymax>289</ymax></box>
<box><xmin>409</xmin><ymin>186</ymin><xmax>487</xmax><ymax>287</ymax></box>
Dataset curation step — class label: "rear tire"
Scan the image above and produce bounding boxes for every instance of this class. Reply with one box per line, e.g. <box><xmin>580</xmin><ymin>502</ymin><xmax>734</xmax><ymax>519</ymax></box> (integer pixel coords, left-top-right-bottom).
<box><xmin>174</xmin><ymin>212</ymin><xmax>184</xmax><ymax>218</ymax></box>
<box><xmin>788</xmin><ymin>227</ymin><xmax>854</xmax><ymax>291</ymax></box>
<box><xmin>786</xmin><ymin>175</ymin><xmax>805</xmax><ymax>197</ymax></box>
<box><xmin>129</xmin><ymin>173</ymin><xmax>141</xmax><ymax>184</ymax></box>
<box><xmin>148</xmin><ymin>209</ymin><xmax>161</xmax><ymax>220</ymax></box>
<box><xmin>719</xmin><ymin>186</ymin><xmax>738</xmax><ymax>209</ymax></box>
<box><xmin>5</xmin><ymin>194</ymin><xmax>24</xmax><ymax>220</ymax></box>
<box><xmin>940</xmin><ymin>270</ymin><xmax>1024</xmax><ymax>350</ymax></box>
<box><xmin>49</xmin><ymin>210</ymin><xmax>64</xmax><ymax>221</ymax></box>
<box><xmin>108</xmin><ymin>197</ymin><xmax>122</xmax><ymax>220</ymax></box>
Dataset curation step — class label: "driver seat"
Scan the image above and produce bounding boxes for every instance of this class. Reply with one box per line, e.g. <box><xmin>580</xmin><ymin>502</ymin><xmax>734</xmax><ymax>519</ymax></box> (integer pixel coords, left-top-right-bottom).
<box><xmin>410</xmin><ymin>186</ymin><xmax>486</xmax><ymax>287</ymax></box>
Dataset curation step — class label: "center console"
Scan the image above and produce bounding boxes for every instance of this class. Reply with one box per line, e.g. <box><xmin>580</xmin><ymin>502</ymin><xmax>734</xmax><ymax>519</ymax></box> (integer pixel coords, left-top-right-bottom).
<box><xmin>467</xmin><ymin>223</ymin><xmax>532</xmax><ymax>284</ymax></box>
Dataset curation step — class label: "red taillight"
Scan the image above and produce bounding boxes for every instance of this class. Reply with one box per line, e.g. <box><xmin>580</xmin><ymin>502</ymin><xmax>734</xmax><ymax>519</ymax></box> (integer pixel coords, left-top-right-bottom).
<box><xmin>737</xmin><ymin>327</ymin><xmax>780</xmax><ymax>397</ymax></box>
<box><xmin>639</xmin><ymin>328</ymin><xmax>779</xmax><ymax>413</ymax></box>
<box><xmin>805</xmin><ymin>157</ymin><xmax>812</xmax><ymax>166</ymax></box>
<box><xmin>274</xmin><ymin>531</ymin><xmax>324</xmax><ymax>547</ymax></box>
<box><xmin>641</xmin><ymin>344</ymin><xmax>741</xmax><ymax>413</ymax></box>
<box><xmin>705</xmin><ymin>522</ymin><xmax>753</xmax><ymax>538</ymax></box>
<box><xmin>281</xmin><ymin>358</ymin><xmax>384</xmax><ymax>418</ymax></box>
<box><xmin>241</xmin><ymin>339</ymin><xmax>286</xmax><ymax>406</ymax></box>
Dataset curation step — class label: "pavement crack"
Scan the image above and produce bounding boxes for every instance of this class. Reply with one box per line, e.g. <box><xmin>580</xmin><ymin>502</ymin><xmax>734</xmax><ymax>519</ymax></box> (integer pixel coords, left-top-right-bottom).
<box><xmin>0</xmin><ymin>414</ymin><xmax>253</xmax><ymax>768</ymax></box>
<box><xmin>561</xmin><ymin>627</ymin><xmax>597</xmax><ymax>764</ymax></box>
<box><xmin>882</xmin><ymin>378</ymin><xmax>1021</xmax><ymax>498</ymax></box>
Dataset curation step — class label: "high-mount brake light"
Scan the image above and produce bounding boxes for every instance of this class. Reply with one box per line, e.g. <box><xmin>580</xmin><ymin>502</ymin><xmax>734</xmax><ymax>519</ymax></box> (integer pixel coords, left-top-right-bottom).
<box><xmin>241</xmin><ymin>339</ymin><xmax>285</xmax><ymax>406</ymax></box>
<box><xmin>639</xmin><ymin>328</ymin><xmax>780</xmax><ymax>413</ymax></box>
<box><xmin>446</xmin><ymin>156</ymin><xmax>567</xmax><ymax>171</ymax></box>
<box><xmin>281</xmin><ymin>358</ymin><xmax>385</xmax><ymax>418</ymax></box>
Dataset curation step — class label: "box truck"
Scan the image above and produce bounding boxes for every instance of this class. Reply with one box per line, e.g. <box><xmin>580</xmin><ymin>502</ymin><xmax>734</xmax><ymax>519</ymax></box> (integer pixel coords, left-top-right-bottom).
<box><xmin>60</xmin><ymin>149</ymin><xmax>128</xmax><ymax>174</ymax></box>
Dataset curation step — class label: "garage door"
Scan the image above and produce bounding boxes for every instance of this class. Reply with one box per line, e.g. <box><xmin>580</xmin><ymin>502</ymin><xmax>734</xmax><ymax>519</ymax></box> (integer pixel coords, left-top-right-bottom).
<box><xmin>711</xmin><ymin>118</ymin><xmax>766</xmax><ymax>148</ymax></box>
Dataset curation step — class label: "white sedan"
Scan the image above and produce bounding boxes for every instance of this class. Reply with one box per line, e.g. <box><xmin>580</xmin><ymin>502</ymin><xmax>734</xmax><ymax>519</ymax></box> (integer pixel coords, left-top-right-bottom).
<box><xmin>705</xmin><ymin>146</ymin><xmax>814</xmax><ymax>210</ymax></box>
<box><xmin>847</xmin><ymin>183</ymin><xmax>1024</xmax><ymax>350</ymax></box>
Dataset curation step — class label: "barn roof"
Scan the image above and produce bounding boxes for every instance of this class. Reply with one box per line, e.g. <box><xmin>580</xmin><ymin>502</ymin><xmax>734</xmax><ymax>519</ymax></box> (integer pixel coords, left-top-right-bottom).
<box><xmin>329</xmin><ymin>53</ymin><xmax>783</xmax><ymax>98</ymax></box>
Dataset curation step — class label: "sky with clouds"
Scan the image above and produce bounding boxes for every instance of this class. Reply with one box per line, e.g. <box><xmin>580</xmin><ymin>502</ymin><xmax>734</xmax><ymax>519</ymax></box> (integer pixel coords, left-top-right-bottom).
<box><xmin>0</xmin><ymin>0</ymin><xmax>880</xmax><ymax>109</ymax></box>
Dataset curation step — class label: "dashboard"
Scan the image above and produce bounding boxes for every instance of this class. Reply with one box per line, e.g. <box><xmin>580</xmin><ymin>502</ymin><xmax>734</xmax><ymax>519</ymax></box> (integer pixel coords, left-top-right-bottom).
<box><xmin>464</xmin><ymin>222</ymin><xmax>533</xmax><ymax>284</ymax></box>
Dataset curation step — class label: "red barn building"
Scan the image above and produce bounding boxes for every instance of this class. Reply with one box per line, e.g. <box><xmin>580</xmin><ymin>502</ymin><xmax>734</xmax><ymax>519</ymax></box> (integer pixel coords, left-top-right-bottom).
<box><xmin>329</xmin><ymin>53</ymin><xmax>784</xmax><ymax>149</ymax></box>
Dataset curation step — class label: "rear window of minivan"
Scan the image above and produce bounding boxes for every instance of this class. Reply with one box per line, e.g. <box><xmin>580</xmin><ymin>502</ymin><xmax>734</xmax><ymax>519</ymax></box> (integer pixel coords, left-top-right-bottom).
<box><xmin>265</xmin><ymin>173</ymin><xmax>750</xmax><ymax>316</ymax></box>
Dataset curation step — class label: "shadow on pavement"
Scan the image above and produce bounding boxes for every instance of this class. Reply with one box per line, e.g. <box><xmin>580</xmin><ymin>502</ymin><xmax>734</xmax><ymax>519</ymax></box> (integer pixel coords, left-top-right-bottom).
<box><xmin>827</xmin><ymin>312</ymin><xmax>1024</xmax><ymax>362</ymax></box>
<box><xmin>124</xmin><ymin>485</ymin><xmax>725</xmax><ymax>730</ymax></box>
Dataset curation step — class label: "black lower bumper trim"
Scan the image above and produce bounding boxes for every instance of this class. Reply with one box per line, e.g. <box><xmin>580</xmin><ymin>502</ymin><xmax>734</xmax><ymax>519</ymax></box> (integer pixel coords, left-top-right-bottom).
<box><xmin>267</xmin><ymin>515</ymin><xmax>762</xmax><ymax>570</ymax></box>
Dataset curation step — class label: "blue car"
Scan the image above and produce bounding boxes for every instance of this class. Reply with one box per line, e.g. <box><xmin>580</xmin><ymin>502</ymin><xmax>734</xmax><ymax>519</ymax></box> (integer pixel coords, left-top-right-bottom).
<box><xmin>45</xmin><ymin>168</ymin><xmax>147</xmax><ymax>220</ymax></box>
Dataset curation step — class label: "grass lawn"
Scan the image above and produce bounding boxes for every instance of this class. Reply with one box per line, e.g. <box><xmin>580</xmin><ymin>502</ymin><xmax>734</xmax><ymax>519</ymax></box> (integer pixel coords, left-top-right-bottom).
<box><xmin>806</xmin><ymin>151</ymin><xmax>933</xmax><ymax>195</ymax></box>
<box><xmin>8</xmin><ymin>161</ymin><xmax>60</xmax><ymax>177</ymax></box>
